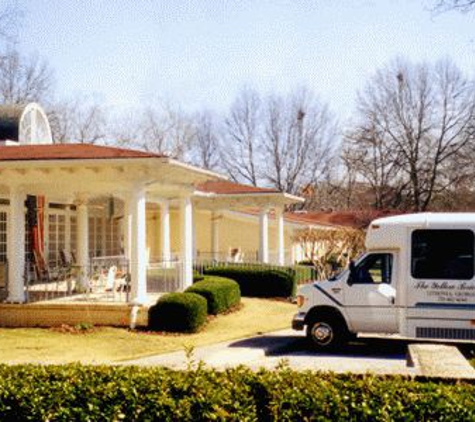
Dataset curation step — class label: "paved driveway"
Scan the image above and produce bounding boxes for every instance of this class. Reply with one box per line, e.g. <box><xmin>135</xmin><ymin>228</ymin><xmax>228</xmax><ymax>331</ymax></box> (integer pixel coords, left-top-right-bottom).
<box><xmin>122</xmin><ymin>330</ymin><xmax>414</xmax><ymax>375</ymax></box>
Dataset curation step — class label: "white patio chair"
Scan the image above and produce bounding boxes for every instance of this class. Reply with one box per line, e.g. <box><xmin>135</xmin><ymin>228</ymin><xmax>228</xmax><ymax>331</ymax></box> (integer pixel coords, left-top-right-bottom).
<box><xmin>104</xmin><ymin>265</ymin><xmax>129</xmax><ymax>301</ymax></box>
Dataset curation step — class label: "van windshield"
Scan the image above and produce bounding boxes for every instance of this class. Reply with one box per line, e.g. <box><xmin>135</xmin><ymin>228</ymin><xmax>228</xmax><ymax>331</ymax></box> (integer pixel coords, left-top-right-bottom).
<box><xmin>328</xmin><ymin>253</ymin><xmax>367</xmax><ymax>281</ymax></box>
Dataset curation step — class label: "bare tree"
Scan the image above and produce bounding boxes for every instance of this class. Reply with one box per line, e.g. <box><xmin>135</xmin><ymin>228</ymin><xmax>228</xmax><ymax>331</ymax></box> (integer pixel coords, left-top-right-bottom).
<box><xmin>294</xmin><ymin>227</ymin><xmax>365</xmax><ymax>280</ymax></box>
<box><xmin>352</xmin><ymin>58</ymin><xmax>475</xmax><ymax>211</ymax></box>
<box><xmin>113</xmin><ymin>103</ymin><xmax>194</xmax><ymax>159</ymax></box>
<box><xmin>222</xmin><ymin>88</ymin><xmax>262</xmax><ymax>185</ymax></box>
<box><xmin>222</xmin><ymin>88</ymin><xmax>336</xmax><ymax>194</ymax></box>
<box><xmin>0</xmin><ymin>48</ymin><xmax>54</xmax><ymax>104</ymax></box>
<box><xmin>263</xmin><ymin>89</ymin><xmax>336</xmax><ymax>194</ymax></box>
<box><xmin>190</xmin><ymin>110</ymin><xmax>221</xmax><ymax>170</ymax></box>
<box><xmin>48</xmin><ymin>96</ymin><xmax>108</xmax><ymax>144</ymax></box>
<box><xmin>0</xmin><ymin>3</ymin><xmax>21</xmax><ymax>43</ymax></box>
<box><xmin>343</xmin><ymin>122</ymin><xmax>406</xmax><ymax>209</ymax></box>
<box><xmin>432</xmin><ymin>0</ymin><xmax>475</xmax><ymax>12</ymax></box>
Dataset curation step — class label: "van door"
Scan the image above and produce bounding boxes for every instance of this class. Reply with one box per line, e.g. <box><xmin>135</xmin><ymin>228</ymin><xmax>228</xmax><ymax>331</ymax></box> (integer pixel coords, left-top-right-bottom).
<box><xmin>344</xmin><ymin>253</ymin><xmax>398</xmax><ymax>333</ymax></box>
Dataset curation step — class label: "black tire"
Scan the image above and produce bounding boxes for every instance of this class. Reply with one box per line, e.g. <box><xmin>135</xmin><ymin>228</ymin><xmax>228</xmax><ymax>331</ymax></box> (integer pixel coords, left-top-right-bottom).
<box><xmin>306</xmin><ymin>317</ymin><xmax>348</xmax><ymax>351</ymax></box>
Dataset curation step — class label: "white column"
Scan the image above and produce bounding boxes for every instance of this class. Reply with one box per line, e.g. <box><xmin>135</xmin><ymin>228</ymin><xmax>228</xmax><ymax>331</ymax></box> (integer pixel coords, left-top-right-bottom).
<box><xmin>180</xmin><ymin>196</ymin><xmax>193</xmax><ymax>289</ymax></box>
<box><xmin>130</xmin><ymin>184</ymin><xmax>147</xmax><ymax>304</ymax></box>
<box><xmin>123</xmin><ymin>198</ymin><xmax>132</xmax><ymax>261</ymax></box>
<box><xmin>160</xmin><ymin>200</ymin><xmax>171</xmax><ymax>263</ymax></box>
<box><xmin>76</xmin><ymin>200</ymin><xmax>89</xmax><ymax>290</ymax></box>
<box><xmin>259</xmin><ymin>208</ymin><xmax>269</xmax><ymax>264</ymax></box>
<box><xmin>7</xmin><ymin>187</ymin><xmax>26</xmax><ymax>303</ymax></box>
<box><xmin>211</xmin><ymin>211</ymin><xmax>220</xmax><ymax>261</ymax></box>
<box><xmin>192</xmin><ymin>208</ymin><xmax>197</xmax><ymax>260</ymax></box>
<box><xmin>276</xmin><ymin>207</ymin><xmax>285</xmax><ymax>266</ymax></box>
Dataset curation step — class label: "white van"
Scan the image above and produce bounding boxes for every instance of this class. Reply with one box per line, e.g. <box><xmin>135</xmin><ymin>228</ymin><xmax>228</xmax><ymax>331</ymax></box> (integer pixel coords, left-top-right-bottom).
<box><xmin>292</xmin><ymin>213</ymin><xmax>475</xmax><ymax>349</ymax></box>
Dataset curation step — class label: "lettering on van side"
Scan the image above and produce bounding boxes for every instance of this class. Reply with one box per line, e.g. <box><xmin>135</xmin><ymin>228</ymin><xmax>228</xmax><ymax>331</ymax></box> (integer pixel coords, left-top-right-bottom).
<box><xmin>414</xmin><ymin>280</ymin><xmax>475</xmax><ymax>303</ymax></box>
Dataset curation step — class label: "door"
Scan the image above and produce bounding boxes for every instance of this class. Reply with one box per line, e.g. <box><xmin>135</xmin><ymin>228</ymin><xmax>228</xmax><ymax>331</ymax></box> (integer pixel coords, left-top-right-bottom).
<box><xmin>344</xmin><ymin>253</ymin><xmax>398</xmax><ymax>333</ymax></box>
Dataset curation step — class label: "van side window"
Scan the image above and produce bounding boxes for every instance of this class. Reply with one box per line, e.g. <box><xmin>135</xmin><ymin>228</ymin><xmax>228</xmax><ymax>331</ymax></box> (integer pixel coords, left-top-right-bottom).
<box><xmin>411</xmin><ymin>229</ymin><xmax>474</xmax><ymax>280</ymax></box>
<box><xmin>351</xmin><ymin>254</ymin><xmax>392</xmax><ymax>285</ymax></box>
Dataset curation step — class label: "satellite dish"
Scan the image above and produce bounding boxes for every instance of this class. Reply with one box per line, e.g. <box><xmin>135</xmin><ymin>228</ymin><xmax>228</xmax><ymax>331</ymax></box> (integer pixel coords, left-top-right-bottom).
<box><xmin>0</xmin><ymin>102</ymin><xmax>53</xmax><ymax>145</ymax></box>
<box><xmin>18</xmin><ymin>103</ymin><xmax>53</xmax><ymax>145</ymax></box>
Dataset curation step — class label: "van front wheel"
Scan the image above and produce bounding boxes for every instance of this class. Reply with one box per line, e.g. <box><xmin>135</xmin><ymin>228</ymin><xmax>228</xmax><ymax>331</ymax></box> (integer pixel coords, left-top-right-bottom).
<box><xmin>306</xmin><ymin>318</ymin><xmax>347</xmax><ymax>350</ymax></box>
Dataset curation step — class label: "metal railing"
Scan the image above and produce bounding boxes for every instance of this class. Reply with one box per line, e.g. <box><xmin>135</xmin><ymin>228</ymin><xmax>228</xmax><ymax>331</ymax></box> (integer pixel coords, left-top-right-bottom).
<box><xmin>147</xmin><ymin>258</ymin><xmax>184</xmax><ymax>293</ymax></box>
<box><xmin>25</xmin><ymin>261</ymin><xmax>78</xmax><ymax>302</ymax></box>
<box><xmin>18</xmin><ymin>252</ymin><xmax>318</xmax><ymax>304</ymax></box>
<box><xmin>24</xmin><ymin>255</ymin><xmax>131</xmax><ymax>303</ymax></box>
<box><xmin>87</xmin><ymin>255</ymin><xmax>131</xmax><ymax>302</ymax></box>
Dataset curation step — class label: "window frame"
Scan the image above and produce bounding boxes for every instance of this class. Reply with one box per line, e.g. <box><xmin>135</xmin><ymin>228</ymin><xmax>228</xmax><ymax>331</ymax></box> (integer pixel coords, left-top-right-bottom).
<box><xmin>349</xmin><ymin>253</ymin><xmax>393</xmax><ymax>285</ymax></box>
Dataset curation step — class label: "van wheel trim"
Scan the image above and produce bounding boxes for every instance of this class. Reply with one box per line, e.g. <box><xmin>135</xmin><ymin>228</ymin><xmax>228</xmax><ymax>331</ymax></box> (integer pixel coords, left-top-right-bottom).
<box><xmin>310</xmin><ymin>322</ymin><xmax>334</xmax><ymax>346</ymax></box>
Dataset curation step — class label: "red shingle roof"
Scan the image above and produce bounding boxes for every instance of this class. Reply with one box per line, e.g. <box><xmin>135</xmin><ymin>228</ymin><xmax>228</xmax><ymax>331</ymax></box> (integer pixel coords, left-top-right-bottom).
<box><xmin>197</xmin><ymin>180</ymin><xmax>280</xmax><ymax>195</ymax></box>
<box><xmin>286</xmin><ymin>210</ymin><xmax>402</xmax><ymax>229</ymax></box>
<box><xmin>0</xmin><ymin>144</ymin><xmax>165</xmax><ymax>162</ymax></box>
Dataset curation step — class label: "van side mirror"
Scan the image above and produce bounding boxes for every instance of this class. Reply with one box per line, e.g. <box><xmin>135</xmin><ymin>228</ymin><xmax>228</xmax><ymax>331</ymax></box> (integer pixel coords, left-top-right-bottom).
<box><xmin>348</xmin><ymin>260</ymin><xmax>356</xmax><ymax>286</ymax></box>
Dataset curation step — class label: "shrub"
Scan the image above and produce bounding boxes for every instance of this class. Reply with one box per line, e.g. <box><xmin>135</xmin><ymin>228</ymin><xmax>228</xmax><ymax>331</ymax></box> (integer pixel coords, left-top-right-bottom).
<box><xmin>193</xmin><ymin>270</ymin><xmax>205</xmax><ymax>282</ymax></box>
<box><xmin>148</xmin><ymin>292</ymin><xmax>207</xmax><ymax>333</ymax></box>
<box><xmin>186</xmin><ymin>276</ymin><xmax>241</xmax><ymax>315</ymax></box>
<box><xmin>0</xmin><ymin>365</ymin><xmax>474</xmax><ymax>420</ymax></box>
<box><xmin>203</xmin><ymin>266</ymin><xmax>295</xmax><ymax>298</ymax></box>
<box><xmin>293</xmin><ymin>265</ymin><xmax>317</xmax><ymax>285</ymax></box>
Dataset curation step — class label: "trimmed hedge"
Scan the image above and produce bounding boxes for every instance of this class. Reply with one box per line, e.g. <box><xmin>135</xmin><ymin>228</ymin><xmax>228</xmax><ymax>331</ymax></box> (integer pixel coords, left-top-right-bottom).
<box><xmin>148</xmin><ymin>292</ymin><xmax>207</xmax><ymax>333</ymax></box>
<box><xmin>193</xmin><ymin>270</ymin><xmax>205</xmax><ymax>282</ymax></box>
<box><xmin>186</xmin><ymin>276</ymin><xmax>241</xmax><ymax>315</ymax></box>
<box><xmin>0</xmin><ymin>365</ymin><xmax>475</xmax><ymax>420</ymax></box>
<box><xmin>203</xmin><ymin>266</ymin><xmax>295</xmax><ymax>298</ymax></box>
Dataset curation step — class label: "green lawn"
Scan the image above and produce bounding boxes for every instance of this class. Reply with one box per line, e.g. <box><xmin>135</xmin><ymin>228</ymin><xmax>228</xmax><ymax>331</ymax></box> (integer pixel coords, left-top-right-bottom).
<box><xmin>0</xmin><ymin>298</ymin><xmax>296</xmax><ymax>364</ymax></box>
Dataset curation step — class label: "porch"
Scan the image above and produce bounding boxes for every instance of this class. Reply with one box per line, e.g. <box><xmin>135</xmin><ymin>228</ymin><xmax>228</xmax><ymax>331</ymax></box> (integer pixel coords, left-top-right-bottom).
<box><xmin>0</xmin><ymin>148</ymin><xmax>302</xmax><ymax>309</ymax></box>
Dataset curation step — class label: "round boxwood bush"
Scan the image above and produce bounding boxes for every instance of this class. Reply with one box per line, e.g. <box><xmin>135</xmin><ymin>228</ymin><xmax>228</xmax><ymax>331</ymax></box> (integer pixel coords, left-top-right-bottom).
<box><xmin>186</xmin><ymin>276</ymin><xmax>241</xmax><ymax>315</ymax></box>
<box><xmin>148</xmin><ymin>292</ymin><xmax>207</xmax><ymax>333</ymax></box>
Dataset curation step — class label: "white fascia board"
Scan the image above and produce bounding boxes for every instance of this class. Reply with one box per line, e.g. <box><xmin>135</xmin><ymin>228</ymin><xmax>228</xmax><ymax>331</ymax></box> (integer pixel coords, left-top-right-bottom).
<box><xmin>161</xmin><ymin>157</ymin><xmax>227</xmax><ymax>181</ymax></box>
<box><xmin>221</xmin><ymin>209</ymin><xmax>309</xmax><ymax>229</ymax></box>
<box><xmin>193</xmin><ymin>190</ymin><xmax>304</xmax><ymax>204</ymax></box>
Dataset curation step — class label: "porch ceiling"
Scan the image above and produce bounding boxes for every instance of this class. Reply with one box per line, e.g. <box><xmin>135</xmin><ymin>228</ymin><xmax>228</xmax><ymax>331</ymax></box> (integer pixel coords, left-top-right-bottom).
<box><xmin>0</xmin><ymin>156</ymin><xmax>225</xmax><ymax>199</ymax></box>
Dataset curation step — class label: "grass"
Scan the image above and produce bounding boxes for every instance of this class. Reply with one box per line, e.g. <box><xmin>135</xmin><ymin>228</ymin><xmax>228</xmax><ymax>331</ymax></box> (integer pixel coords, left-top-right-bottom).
<box><xmin>0</xmin><ymin>298</ymin><xmax>296</xmax><ymax>364</ymax></box>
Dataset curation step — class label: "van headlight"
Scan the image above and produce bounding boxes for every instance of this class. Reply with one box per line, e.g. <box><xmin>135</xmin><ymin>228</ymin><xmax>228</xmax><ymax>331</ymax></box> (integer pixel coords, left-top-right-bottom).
<box><xmin>296</xmin><ymin>295</ymin><xmax>306</xmax><ymax>308</ymax></box>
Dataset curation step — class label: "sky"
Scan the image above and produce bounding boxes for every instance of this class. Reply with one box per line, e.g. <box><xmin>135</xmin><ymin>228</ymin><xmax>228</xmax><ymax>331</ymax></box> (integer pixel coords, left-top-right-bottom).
<box><xmin>8</xmin><ymin>0</ymin><xmax>475</xmax><ymax>119</ymax></box>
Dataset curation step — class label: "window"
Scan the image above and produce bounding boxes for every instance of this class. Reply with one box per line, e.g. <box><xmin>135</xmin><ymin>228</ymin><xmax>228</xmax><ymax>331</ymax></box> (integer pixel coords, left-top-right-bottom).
<box><xmin>70</xmin><ymin>215</ymin><xmax>77</xmax><ymax>256</ymax></box>
<box><xmin>350</xmin><ymin>253</ymin><xmax>393</xmax><ymax>285</ymax></box>
<box><xmin>0</xmin><ymin>211</ymin><xmax>7</xmax><ymax>263</ymax></box>
<box><xmin>105</xmin><ymin>219</ymin><xmax>120</xmax><ymax>256</ymax></box>
<box><xmin>48</xmin><ymin>213</ymin><xmax>66</xmax><ymax>267</ymax></box>
<box><xmin>89</xmin><ymin>216</ymin><xmax>104</xmax><ymax>258</ymax></box>
<box><xmin>411</xmin><ymin>229</ymin><xmax>474</xmax><ymax>280</ymax></box>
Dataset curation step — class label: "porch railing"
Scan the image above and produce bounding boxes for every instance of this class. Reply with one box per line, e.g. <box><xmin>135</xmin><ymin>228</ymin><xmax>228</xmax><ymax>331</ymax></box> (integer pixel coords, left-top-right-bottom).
<box><xmin>24</xmin><ymin>255</ymin><xmax>132</xmax><ymax>303</ymax></box>
<box><xmin>24</xmin><ymin>261</ymin><xmax>78</xmax><ymax>303</ymax></box>
<box><xmin>147</xmin><ymin>258</ymin><xmax>184</xmax><ymax>293</ymax></box>
<box><xmin>17</xmin><ymin>252</ymin><xmax>316</xmax><ymax>304</ymax></box>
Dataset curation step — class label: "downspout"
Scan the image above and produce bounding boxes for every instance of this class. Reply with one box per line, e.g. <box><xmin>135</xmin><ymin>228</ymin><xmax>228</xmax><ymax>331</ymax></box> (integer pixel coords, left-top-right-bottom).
<box><xmin>129</xmin><ymin>305</ymin><xmax>140</xmax><ymax>330</ymax></box>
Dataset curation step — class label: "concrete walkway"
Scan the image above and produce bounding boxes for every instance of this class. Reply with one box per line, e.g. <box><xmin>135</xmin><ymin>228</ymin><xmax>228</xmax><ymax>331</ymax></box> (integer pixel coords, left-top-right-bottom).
<box><xmin>408</xmin><ymin>344</ymin><xmax>475</xmax><ymax>379</ymax></box>
<box><xmin>121</xmin><ymin>330</ymin><xmax>414</xmax><ymax>375</ymax></box>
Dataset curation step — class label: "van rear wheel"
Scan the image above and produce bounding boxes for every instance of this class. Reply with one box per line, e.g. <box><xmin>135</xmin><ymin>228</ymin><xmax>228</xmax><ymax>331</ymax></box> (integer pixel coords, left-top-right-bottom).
<box><xmin>307</xmin><ymin>317</ymin><xmax>347</xmax><ymax>350</ymax></box>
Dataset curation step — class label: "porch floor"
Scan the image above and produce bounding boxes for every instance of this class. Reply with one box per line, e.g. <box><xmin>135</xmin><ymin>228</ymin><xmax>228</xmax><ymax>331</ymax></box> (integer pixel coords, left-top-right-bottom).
<box><xmin>34</xmin><ymin>291</ymin><xmax>163</xmax><ymax>307</ymax></box>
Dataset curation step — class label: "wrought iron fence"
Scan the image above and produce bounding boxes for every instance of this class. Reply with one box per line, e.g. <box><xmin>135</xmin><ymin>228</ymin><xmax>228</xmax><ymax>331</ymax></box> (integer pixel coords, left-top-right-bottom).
<box><xmin>147</xmin><ymin>258</ymin><xmax>184</xmax><ymax>293</ymax></box>
<box><xmin>24</xmin><ymin>260</ymin><xmax>78</xmax><ymax>302</ymax></box>
<box><xmin>24</xmin><ymin>255</ymin><xmax>131</xmax><ymax>303</ymax></box>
